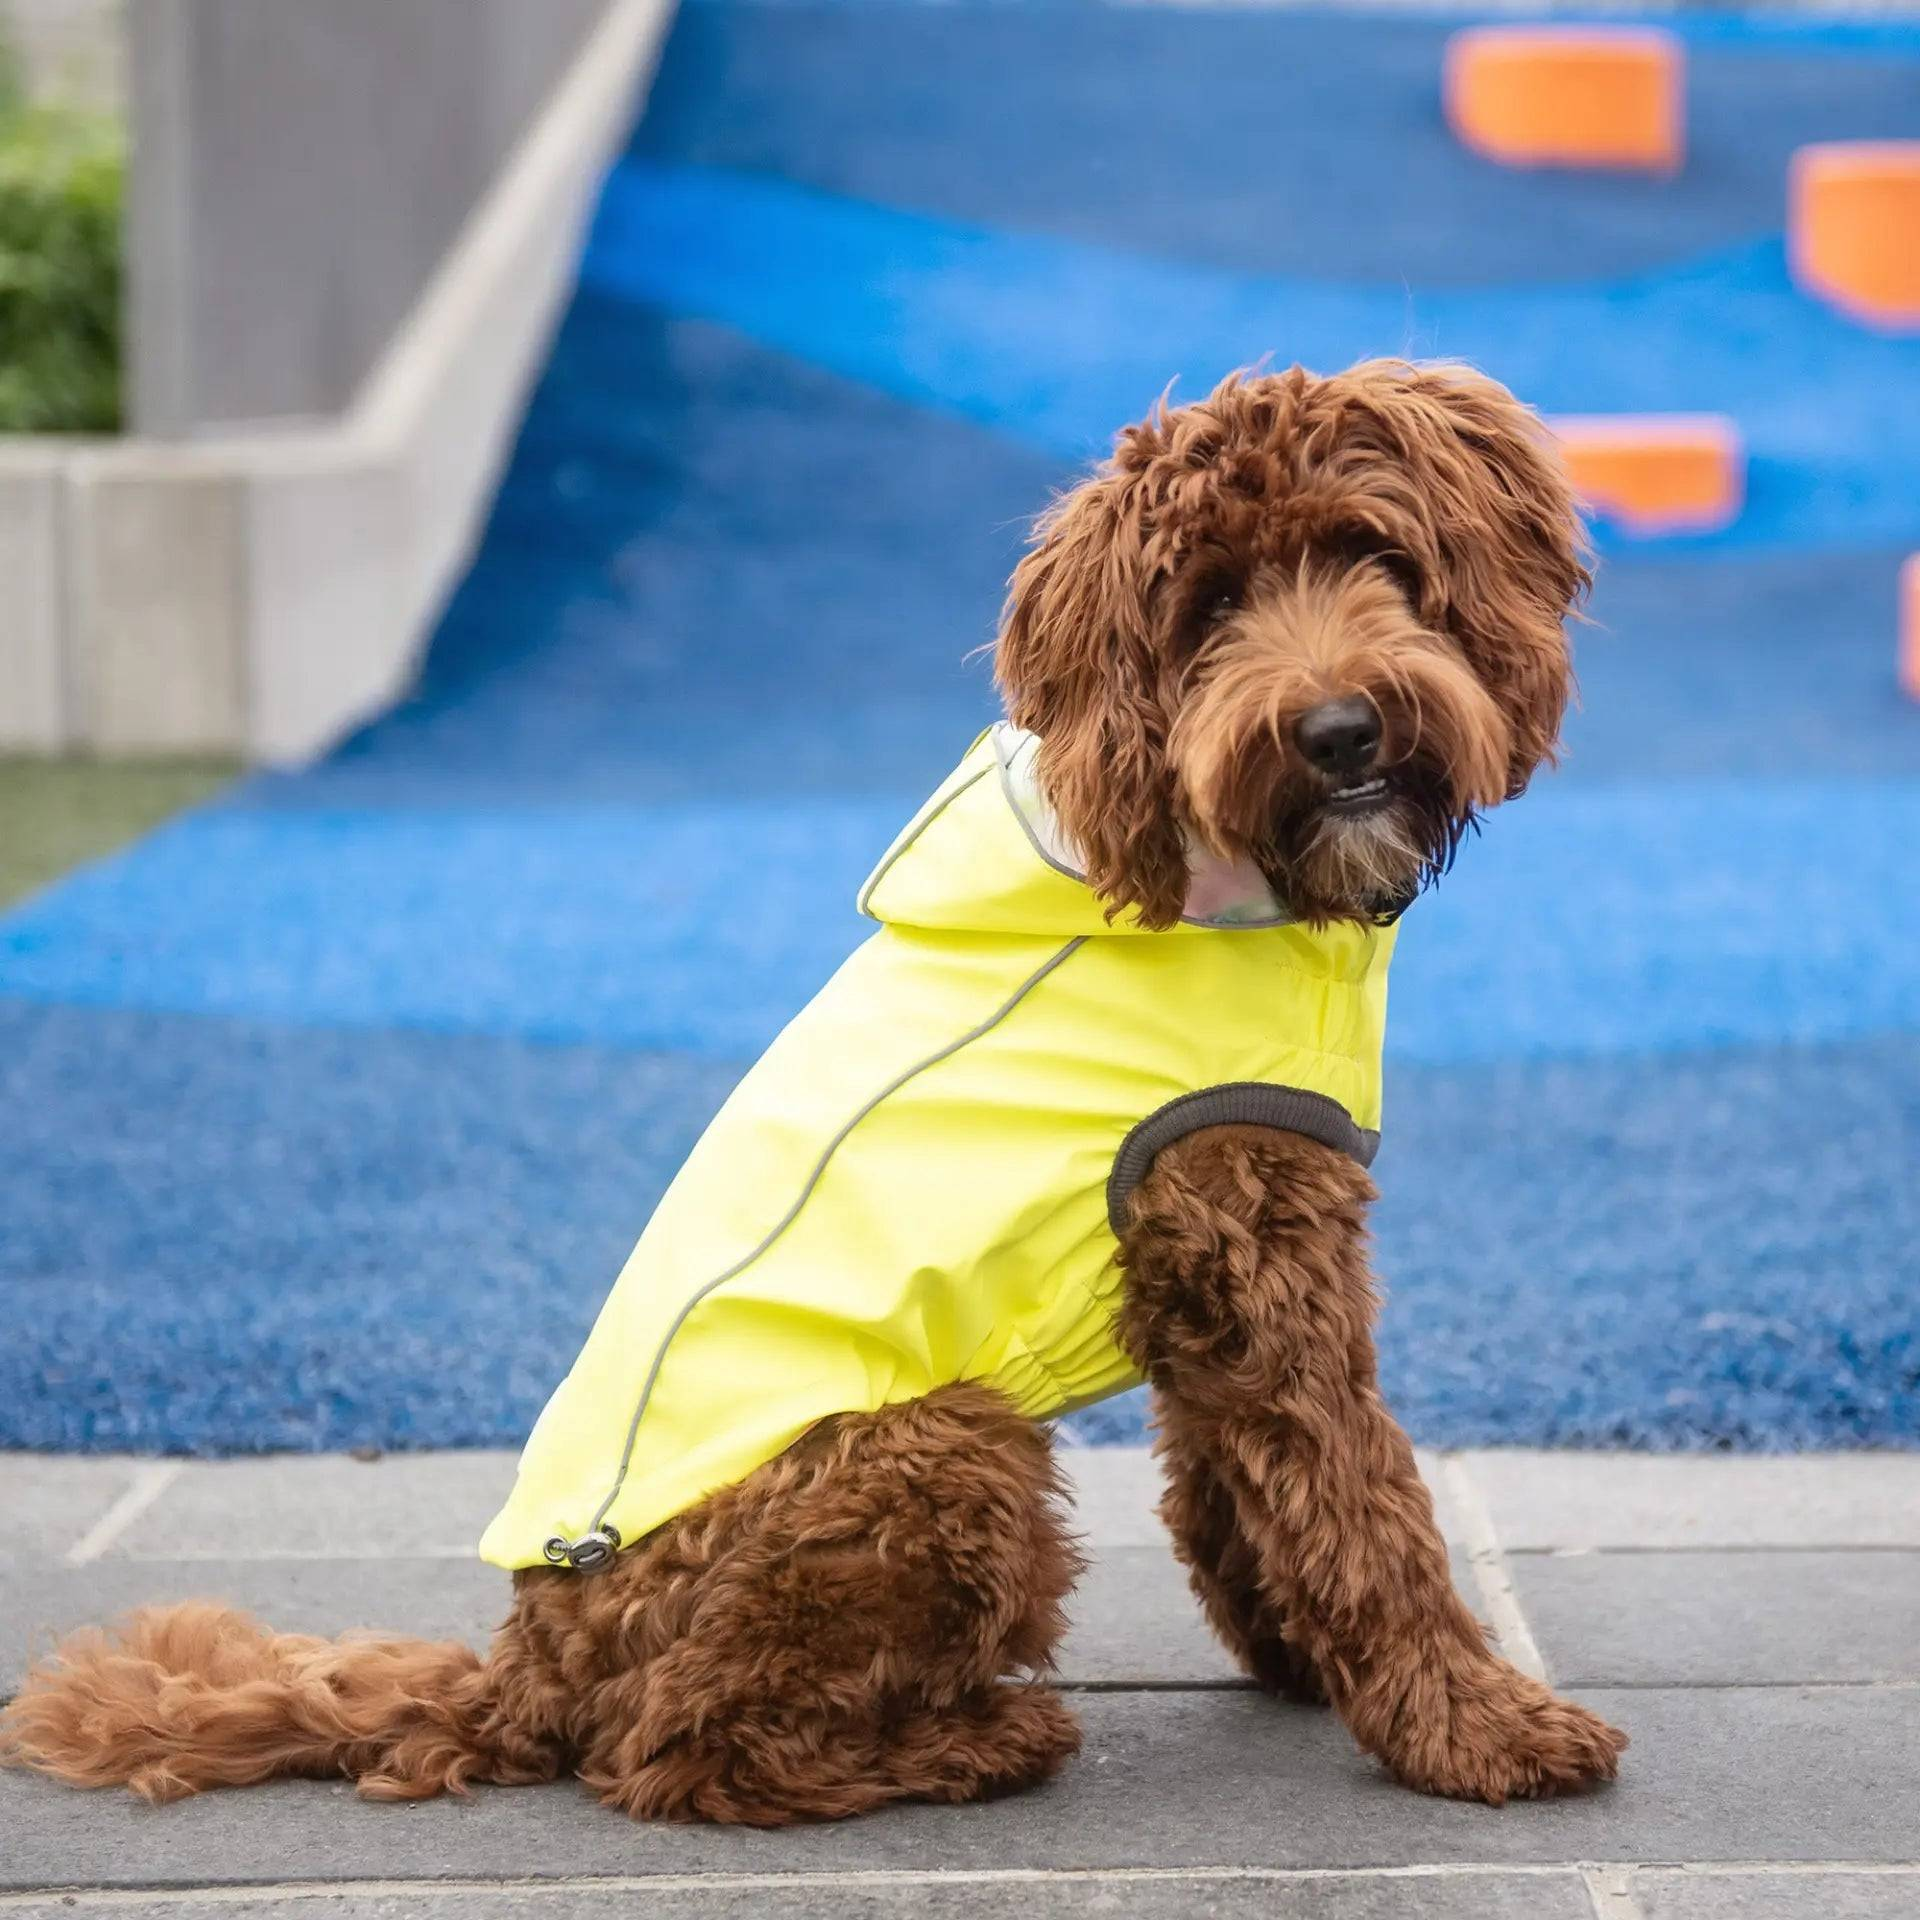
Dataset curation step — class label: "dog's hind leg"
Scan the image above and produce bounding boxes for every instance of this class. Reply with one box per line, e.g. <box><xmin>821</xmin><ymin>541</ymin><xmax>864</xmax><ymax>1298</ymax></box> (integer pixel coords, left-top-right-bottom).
<box><xmin>565</xmin><ymin>1380</ymin><xmax>1084</xmax><ymax>1825</ymax></box>
<box><xmin>1153</xmin><ymin>1409</ymin><xmax>1328</xmax><ymax>1704</ymax></box>
<box><xmin>593</xmin><ymin>1677</ymin><xmax>1081</xmax><ymax>1827</ymax></box>
<box><xmin>1120</xmin><ymin>1124</ymin><xmax>1627</xmax><ymax>1806</ymax></box>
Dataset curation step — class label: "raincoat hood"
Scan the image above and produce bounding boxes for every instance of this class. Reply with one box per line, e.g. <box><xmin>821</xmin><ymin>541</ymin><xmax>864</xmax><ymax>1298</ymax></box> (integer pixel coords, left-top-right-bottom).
<box><xmin>858</xmin><ymin>724</ymin><xmax>1292</xmax><ymax>938</ymax></box>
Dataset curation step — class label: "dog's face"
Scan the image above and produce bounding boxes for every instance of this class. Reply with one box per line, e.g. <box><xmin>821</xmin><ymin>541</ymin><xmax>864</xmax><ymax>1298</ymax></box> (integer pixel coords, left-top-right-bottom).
<box><xmin>995</xmin><ymin>360</ymin><xmax>1587</xmax><ymax>928</ymax></box>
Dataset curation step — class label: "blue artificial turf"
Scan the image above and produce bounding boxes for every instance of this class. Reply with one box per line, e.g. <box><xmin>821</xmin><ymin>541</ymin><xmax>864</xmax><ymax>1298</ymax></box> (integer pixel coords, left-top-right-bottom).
<box><xmin>7</xmin><ymin>779</ymin><xmax>1920</xmax><ymax>1063</ymax></box>
<box><xmin>2</xmin><ymin>2</ymin><xmax>1917</xmax><ymax>1457</ymax></box>
<box><xmin>4</xmin><ymin>1000</ymin><xmax>1911</xmax><ymax>1454</ymax></box>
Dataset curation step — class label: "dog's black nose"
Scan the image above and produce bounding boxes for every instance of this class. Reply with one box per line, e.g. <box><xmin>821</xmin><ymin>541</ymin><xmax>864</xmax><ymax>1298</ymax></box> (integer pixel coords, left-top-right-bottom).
<box><xmin>1294</xmin><ymin>697</ymin><xmax>1383</xmax><ymax>778</ymax></box>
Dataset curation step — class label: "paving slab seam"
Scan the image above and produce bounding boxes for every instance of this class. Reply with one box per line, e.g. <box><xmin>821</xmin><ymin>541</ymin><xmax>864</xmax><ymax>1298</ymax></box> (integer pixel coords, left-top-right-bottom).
<box><xmin>4</xmin><ymin>1862</ymin><xmax>1918</xmax><ymax>1909</ymax></box>
<box><xmin>1630</xmin><ymin>1863</ymin><xmax>1920</xmax><ymax>1875</ymax></box>
<box><xmin>1559</xmin><ymin>1678</ymin><xmax>1920</xmax><ymax>1693</ymax></box>
<box><xmin>64</xmin><ymin>1464</ymin><xmax>183</xmax><ymax>1566</ymax></box>
<box><xmin>1511</xmin><ymin>1544</ymin><xmax>1920</xmax><ymax>1557</ymax></box>
<box><xmin>0</xmin><ymin>1682</ymin><xmax>1276</xmax><ymax>1709</ymax></box>
<box><xmin>25</xmin><ymin>1676</ymin><xmax>1902</xmax><ymax>1707</ymax></box>
<box><xmin>98</xmin><ymin>1548</ymin><xmax>484</xmax><ymax>1565</ymax></box>
<box><xmin>74</xmin><ymin>1541</ymin><xmax>1920</xmax><ymax>1567</ymax></box>
<box><xmin>1438</xmin><ymin>1452</ymin><xmax>1549</xmax><ymax>1681</ymax></box>
<box><xmin>1055</xmin><ymin>1677</ymin><xmax>1253</xmax><ymax>1692</ymax></box>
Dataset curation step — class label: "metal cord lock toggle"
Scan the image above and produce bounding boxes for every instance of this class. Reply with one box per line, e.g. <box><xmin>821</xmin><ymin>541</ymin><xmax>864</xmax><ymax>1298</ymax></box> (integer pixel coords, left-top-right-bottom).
<box><xmin>542</xmin><ymin>1525</ymin><xmax>622</xmax><ymax>1573</ymax></box>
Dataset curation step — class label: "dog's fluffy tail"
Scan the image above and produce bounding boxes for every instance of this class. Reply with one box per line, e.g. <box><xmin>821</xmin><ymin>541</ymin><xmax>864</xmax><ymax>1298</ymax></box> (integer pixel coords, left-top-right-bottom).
<box><xmin>1</xmin><ymin>1602</ymin><xmax>560</xmax><ymax>1804</ymax></box>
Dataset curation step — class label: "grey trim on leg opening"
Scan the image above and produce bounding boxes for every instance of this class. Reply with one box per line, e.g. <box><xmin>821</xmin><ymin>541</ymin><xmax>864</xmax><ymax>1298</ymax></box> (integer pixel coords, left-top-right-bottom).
<box><xmin>1107</xmin><ymin>1082</ymin><xmax>1381</xmax><ymax>1234</ymax></box>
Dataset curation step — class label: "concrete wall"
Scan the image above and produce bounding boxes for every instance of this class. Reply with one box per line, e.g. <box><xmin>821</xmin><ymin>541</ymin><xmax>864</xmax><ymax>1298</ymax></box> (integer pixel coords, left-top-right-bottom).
<box><xmin>1</xmin><ymin>0</ymin><xmax>672</xmax><ymax>760</ymax></box>
<box><xmin>126</xmin><ymin>0</ymin><xmax>609</xmax><ymax>437</ymax></box>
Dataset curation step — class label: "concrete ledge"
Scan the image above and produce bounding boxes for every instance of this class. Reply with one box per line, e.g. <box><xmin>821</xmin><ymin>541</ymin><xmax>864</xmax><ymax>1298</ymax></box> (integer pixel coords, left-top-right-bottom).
<box><xmin>0</xmin><ymin>449</ymin><xmax>72</xmax><ymax>751</ymax></box>
<box><xmin>0</xmin><ymin>0</ymin><xmax>672</xmax><ymax>762</ymax></box>
<box><xmin>69</xmin><ymin>452</ymin><xmax>247</xmax><ymax>751</ymax></box>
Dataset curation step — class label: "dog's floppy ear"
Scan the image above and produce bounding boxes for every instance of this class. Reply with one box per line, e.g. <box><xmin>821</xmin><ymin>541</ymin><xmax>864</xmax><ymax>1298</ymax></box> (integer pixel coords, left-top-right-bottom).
<box><xmin>1391</xmin><ymin>364</ymin><xmax>1589</xmax><ymax>796</ymax></box>
<box><xmin>995</xmin><ymin>457</ymin><xmax>1189</xmax><ymax>930</ymax></box>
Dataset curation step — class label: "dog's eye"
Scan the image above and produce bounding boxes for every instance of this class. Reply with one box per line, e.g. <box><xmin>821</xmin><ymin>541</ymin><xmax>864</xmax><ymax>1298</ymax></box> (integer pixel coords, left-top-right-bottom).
<box><xmin>1336</xmin><ymin>533</ymin><xmax>1423</xmax><ymax>608</ymax></box>
<box><xmin>1202</xmin><ymin>582</ymin><xmax>1242</xmax><ymax>627</ymax></box>
<box><xmin>1378</xmin><ymin>553</ymin><xmax>1421</xmax><ymax>600</ymax></box>
<box><xmin>1367</xmin><ymin>550</ymin><xmax>1423</xmax><ymax>606</ymax></box>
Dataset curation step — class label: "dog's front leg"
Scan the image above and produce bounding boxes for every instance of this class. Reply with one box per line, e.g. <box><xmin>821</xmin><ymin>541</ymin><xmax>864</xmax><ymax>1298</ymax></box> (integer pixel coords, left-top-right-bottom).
<box><xmin>1152</xmin><ymin>1416</ymin><xmax>1329</xmax><ymax>1703</ymax></box>
<box><xmin>1118</xmin><ymin>1124</ymin><xmax>1626</xmax><ymax>1804</ymax></box>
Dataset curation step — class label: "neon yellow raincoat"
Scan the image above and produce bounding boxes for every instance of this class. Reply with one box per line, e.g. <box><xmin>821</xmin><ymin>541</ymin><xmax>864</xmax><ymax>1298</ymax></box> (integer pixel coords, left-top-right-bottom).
<box><xmin>480</xmin><ymin>725</ymin><xmax>1396</xmax><ymax>1571</ymax></box>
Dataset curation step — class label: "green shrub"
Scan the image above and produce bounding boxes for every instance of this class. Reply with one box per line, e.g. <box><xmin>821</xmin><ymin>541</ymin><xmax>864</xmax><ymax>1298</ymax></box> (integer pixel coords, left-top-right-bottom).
<box><xmin>0</xmin><ymin>101</ymin><xmax>123</xmax><ymax>433</ymax></box>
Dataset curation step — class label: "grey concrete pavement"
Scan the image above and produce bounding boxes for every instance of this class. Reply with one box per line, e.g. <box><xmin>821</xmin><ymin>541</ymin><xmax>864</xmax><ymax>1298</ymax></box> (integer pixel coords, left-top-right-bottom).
<box><xmin>1</xmin><ymin>1446</ymin><xmax>1916</xmax><ymax>1917</ymax></box>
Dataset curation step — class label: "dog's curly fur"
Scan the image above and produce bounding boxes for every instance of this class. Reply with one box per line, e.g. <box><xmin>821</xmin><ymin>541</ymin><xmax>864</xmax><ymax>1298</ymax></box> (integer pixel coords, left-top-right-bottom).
<box><xmin>3</xmin><ymin>359</ymin><xmax>1625</xmax><ymax>1823</ymax></box>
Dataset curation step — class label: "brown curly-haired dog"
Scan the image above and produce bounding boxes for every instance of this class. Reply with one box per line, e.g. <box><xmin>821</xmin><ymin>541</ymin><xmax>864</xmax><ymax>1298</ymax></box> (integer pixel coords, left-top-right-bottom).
<box><xmin>3</xmin><ymin>360</ymin><xmax>1625</xmax><ymax>1824</ymax></box>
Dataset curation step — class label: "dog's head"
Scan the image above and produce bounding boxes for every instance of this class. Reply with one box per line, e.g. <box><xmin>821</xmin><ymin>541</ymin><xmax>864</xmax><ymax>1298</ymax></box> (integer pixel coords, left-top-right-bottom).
<box><xmin>994</xmin><ymin>360</ymin><xmax>1587</xmax><ymax>928</ymax></box>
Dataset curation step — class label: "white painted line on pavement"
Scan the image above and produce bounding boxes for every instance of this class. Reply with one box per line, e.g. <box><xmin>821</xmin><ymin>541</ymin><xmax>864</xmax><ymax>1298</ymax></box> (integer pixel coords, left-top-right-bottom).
<box><xmin>1440</xmin><ymin>1452</ymin><xmax>1549</xmax><ymax>1682</ymax></box>
<box><xmin>63</xmin><ymin>1461</ymin><xmax>184</xmax><ymax>1566</ymax></box>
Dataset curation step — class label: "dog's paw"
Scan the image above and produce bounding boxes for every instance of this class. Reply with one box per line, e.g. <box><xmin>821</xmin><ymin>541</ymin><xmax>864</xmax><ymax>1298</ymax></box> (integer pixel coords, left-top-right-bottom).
<box><xmin>1382</xmin><ymin>1662</ymin><xmax>1626</xmax><ymax>1805</ymax></box>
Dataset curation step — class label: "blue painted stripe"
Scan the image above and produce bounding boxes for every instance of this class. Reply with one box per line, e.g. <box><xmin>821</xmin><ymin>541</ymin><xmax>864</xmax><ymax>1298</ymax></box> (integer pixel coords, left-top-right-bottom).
<box><xmin>580</xmin><ymin>161</ymin><xmax>1920</xmax><ymax>552</ymax></box>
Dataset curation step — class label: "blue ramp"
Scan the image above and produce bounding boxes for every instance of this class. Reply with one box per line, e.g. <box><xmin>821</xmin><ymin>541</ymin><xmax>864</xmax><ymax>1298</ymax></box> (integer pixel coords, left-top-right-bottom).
<box><xmin>3</xmin><ymin>3</ymin><xmax>1917</xmax><ymax>1454</ymax></box>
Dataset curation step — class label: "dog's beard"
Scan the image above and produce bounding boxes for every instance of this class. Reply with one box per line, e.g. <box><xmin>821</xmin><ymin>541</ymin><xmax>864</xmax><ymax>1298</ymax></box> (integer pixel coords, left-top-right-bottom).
<box><xmin>1293</xmin><ymin>793</ymin><xmax>1430</xmax><ymax>918</ymax></box>
<box><xmin>1266</xmin><ymin>768</ymin><xmax>1474</xmax><ymax>923</ymax></box>
<box><xmin>1169</xmin><ymin>576</ymin><xmax>1510</xmax><ymax>925</ymax></box>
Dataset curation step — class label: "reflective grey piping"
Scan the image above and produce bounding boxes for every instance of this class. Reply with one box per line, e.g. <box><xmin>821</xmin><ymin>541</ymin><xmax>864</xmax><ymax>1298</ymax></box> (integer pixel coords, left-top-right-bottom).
<box><xmin>992</xmin><ymin>735</ymin><xmax>1102</xmax><ymax>894</ymax></box>
<box><xmin>583</xmin><ymin>933</ymin><xmax>1091</xmax><ymax>1540</ymax></box>
<box><xmin>990</xmin><ymin>726</ymin><xmax>1296</xmax><ymax>932</ymax></box>
<box><xmin>854</xmin><ymin>761</ymin><xmax>994</xmax><ymax>919</ymax></box>
<box><xmin>1106</xmin><ymin>1082</ymin><xmax>1381</xmax><ymax>1235</ymax></box>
